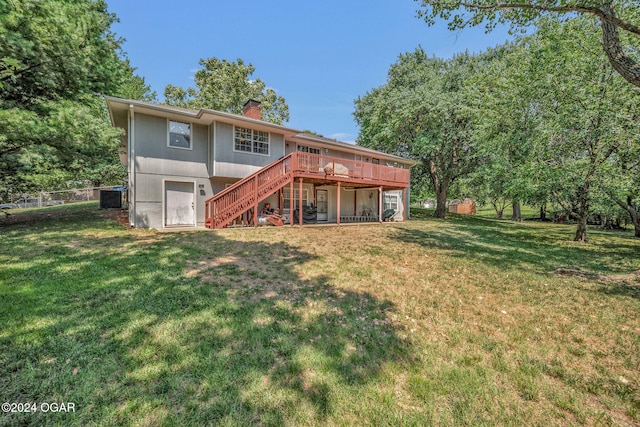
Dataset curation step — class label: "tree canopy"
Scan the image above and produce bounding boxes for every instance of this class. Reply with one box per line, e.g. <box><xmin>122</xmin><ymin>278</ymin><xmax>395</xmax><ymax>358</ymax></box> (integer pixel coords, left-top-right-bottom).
<box><xmin>0</xmin><ymin>0</ymin><xmax>154</xmax><ymax>200</ymax></box>
<box><xmin>355</xmin><ymin>15</ymin><xmax>640</xmax><ymax>240</ymax></box>
<box><xmin>354</xmin><ymin>49</ymin><xmax>481</xmax><ymax>218</ymax></box>
<box><xmin>164</xmin><ymin>57</ymin><xmax>289</xmax><ymax>125</ymax></box>
<box><xmin>415</xmin><ymin>0</ymin><xmax>640</xmax><ymax>87</ymax></box>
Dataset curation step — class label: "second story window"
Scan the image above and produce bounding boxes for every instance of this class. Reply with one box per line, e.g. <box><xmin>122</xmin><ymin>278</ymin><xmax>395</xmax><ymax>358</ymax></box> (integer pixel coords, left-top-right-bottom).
<box><xmin>168</xmin><ymin>121</ymin><xmax>191</xmax><ymax>149</ymax></box>
<box><xmin>234</xmin><ymin>126</ymin><xmax>269</xmax><ymax>155</ymax></box>
<box><xmin>297</xmin><ymin>145</ymin><xmax>320</xmax><ymax>154</ymax></box>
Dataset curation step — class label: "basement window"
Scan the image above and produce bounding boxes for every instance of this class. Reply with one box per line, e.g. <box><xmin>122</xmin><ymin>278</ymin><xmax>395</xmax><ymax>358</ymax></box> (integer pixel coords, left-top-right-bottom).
<box><xmin>168</xmin><ymin>120</ymin><xmax>191</xmax><ymax>149</ymax></box>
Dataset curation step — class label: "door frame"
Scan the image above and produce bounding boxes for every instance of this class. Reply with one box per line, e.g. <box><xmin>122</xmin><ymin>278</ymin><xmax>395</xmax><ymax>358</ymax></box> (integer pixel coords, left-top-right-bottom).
<box><xmin>316</xmin><ymin>188</ymin><xmax>328</xmax><ymax>221</ymax></box>
<box><xmin>162</xmin><ymin>179</ymin><xmax>197</xmax><ymax>228</ymax></box>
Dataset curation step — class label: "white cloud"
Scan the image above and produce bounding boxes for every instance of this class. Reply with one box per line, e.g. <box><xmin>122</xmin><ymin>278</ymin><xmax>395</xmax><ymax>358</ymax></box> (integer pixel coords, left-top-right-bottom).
<box><xmin>187</xmin><ymin>68</ymin><xmax>199</xmax><ymax>82</ymax></box>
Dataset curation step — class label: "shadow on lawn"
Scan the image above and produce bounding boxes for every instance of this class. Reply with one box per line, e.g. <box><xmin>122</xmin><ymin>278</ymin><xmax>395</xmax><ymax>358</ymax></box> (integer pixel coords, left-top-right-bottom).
<box><xmin>395</xmin><ymin>215</ymin><xmax>640</xmax><ymax>296</ymax></box>
<box><xmin>0</xmin><ymin>218</ymin><xmax>410</xmax><ymax>425</ymax></box>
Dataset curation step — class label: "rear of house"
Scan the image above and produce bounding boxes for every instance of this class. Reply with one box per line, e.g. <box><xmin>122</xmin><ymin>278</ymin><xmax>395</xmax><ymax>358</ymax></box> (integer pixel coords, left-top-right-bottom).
<box><xmin>106</xmin><ymin>97</ymin><xmax>415</xmax><ymax>229</ymax></box>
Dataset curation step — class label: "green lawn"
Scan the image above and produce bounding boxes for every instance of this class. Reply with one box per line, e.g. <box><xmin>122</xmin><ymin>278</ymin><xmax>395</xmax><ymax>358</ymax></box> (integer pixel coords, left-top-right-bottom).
<box><xmin>1</xmin><ymin>204</ymin><xmax>638</xmax><ymax>426</ymax></box>
<box><xmin>474</xmin><ymin>204</ymin><xmax>541</xmax><ymax>220</ymax></box>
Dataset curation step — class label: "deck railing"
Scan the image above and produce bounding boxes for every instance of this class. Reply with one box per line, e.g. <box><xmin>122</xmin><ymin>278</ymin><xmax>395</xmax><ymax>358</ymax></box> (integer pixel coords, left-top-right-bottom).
<box><xmin>294</xmin><ymin>153</ymin><xmax>410</xmax><ymax>185</ymax></box>
<box><xmin>205</xmin><ymin>152</ymin><xmax>409</xmax><ymax>229</ymax></box>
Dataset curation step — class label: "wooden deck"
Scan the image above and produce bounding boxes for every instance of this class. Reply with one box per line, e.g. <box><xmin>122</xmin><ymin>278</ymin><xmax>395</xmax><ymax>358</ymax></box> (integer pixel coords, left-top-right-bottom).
<box><xmin>205</xmin><ymin>152</ymin><xmax>409</xmax><ymax>229</ymax></box>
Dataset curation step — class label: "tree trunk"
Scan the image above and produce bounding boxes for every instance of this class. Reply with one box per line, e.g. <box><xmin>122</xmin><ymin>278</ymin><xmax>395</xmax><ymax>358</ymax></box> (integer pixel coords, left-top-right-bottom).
<box><xmin>491</xmin><ymin>201</ymin><xmax>503</xmax><ymax>218</ymax></box>
<box><xmin>614</xmin><ymin>196</ymin><xmax>640</xmax><ymax>238</ymax></box>
<box><xmin>573</xmin><ymin>183</ymin><xmax>591</xmax><ymax>242</ymax></box>
<box><xmin>600</xmin><ymin>2</ymin><xmax>640</xmax><ymax>88</ymax></box>
<box><xmin>540</xmin><ymin>203</ymin><xmax>547</xmax><ymax>221</ymax></box>
<box><xmin>511</xmin><ymin>200</ymin><xmax>522</xmax><ymax>222</ymax></box>
<box><xmin>574</xmin><ymin>216</ymin><xmax>588</xmax><ymax>242</ymax></box>
<box><xmin>429</xmin><ymin>159</ymin><xmax>449</xmax><ymax>219</ymax></box>
<box><xmin>434</xmin><ymin>187</ymin><xmax>447</xmax><ymax>218</ymax></box>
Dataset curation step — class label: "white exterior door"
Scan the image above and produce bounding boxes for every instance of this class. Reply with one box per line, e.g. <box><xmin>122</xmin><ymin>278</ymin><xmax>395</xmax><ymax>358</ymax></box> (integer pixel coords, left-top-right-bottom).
<box><xmin>165</xmin><ymin>181</ymin><xmax>195</xmax><ymax>226</ymax></box>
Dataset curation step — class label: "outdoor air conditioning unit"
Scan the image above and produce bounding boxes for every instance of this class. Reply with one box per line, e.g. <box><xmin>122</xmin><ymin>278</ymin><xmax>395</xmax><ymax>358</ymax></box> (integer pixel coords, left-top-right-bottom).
<box><xmin>100</xmin><ymin>190</ymin><xmax>122</xmax><ymax>209</ymax></box>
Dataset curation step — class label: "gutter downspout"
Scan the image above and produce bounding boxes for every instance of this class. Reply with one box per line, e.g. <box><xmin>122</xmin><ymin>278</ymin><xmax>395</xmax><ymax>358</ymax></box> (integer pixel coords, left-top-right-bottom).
<box><xmin>129</xmin><ymin>104</ymin><xmax>135</xmax><ymax>227</ymax></box>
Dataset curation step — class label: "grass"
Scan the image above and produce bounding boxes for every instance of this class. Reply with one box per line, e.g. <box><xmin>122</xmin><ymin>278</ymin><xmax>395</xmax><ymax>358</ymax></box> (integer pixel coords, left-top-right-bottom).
<box><xmin>1</xmin><ymin>203</ymin><xmax>638</xmax><ymax>426</ymax></box>
<box><xmin>474</xmin><ymin>204</ymin><xmax>541</xmax><ymax>220</ymax></box>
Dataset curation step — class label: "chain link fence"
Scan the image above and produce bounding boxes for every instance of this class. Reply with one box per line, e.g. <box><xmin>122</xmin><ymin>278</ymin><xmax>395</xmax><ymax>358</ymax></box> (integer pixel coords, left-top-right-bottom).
<box><xmin>1</xmin><ymin>186</ymin><xmax>126</xmax><ymax>209</ymax></box>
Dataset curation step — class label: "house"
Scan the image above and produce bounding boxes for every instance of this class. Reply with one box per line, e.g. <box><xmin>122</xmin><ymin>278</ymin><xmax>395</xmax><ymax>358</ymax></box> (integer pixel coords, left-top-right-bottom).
<box><xmin>106</xmin><ymin>97</ymin><xmax>416</xmax><ymax>229</ymax></box>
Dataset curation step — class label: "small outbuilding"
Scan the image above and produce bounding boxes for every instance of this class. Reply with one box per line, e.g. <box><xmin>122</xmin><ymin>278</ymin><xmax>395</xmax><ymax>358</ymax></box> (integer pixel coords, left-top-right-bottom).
<box><xmin>448</xmin><ymin>198</ymin><xmax>476</xmax><ymax>215</ymax></box>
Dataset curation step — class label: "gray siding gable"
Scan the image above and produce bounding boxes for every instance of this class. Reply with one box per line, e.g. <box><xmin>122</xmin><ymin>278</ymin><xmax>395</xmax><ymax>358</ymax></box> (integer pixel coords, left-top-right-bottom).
<box><xmin>213</xmin><ymin>122</ymin><xmax>285</xmax><ymax>179</ymax></box>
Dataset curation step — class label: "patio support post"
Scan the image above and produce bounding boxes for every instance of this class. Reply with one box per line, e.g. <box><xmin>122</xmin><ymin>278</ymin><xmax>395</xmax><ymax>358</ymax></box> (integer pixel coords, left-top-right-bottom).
<box><xmin>402</xmin><ymin>189</ymin><xmax>407</xmax><ymax>221</ymax></box>
<box><xmin>379</xmin><ymin>186</ymin><xmax>383</xmax><ymax>222</ymax></box>
<box><xmin>313</xmin><ymin>184</ymin><xmax>317</xmax><ymax>206</ymax></box>
<box><xmin>337</xmin><ymin>181</ymin><xmax>341</xmax><ymax>225</ymax></box>
<box><xmin>290</xmin><ymin>179</ymin><xmax>294</xmax><ymax>227</ymax></box>
<box><xmin>299</xmin><ymin>178</ymin><xmax>303</xmax><ymax>226</ymax></box>
<box><xmin>354</xmin><ymin>189</ymin><xmax>357</xmax><ymax>216</ymax></box>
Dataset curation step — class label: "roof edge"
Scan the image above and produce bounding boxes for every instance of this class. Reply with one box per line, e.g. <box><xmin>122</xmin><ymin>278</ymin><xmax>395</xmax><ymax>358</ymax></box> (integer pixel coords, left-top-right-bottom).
<box><xmin>105</xmin><ymin>96</ymin><xmax>418</xmax><ymax>165</ymax></box>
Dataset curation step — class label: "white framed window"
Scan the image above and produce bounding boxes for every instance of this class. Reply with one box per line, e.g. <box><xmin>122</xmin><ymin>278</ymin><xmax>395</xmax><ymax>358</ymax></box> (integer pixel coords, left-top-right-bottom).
<box><xmin>383</xmin><ymin>193</ymin><xmax>399</xmax><ymax>211</ymax></box>
<box><xmin>253</xmin><ymin>130</ymin><xmax>269</xmax><ymax>154</ymax></box>
<box><xmin>234</xmin><ymin>126</ymin><xmax>253</xmax><ymax>152</ymax></box>
<box><xmin>283</xmin><ymin>188</ymin><xmax>309</xmax><ymax>211</ymax></box>
<box><xmin>234</xmin><ymin>126</ymin><xmax>270</xmax><ymax>155</ymax></box>
<box><xmin>297</xmin><ymin>145</ymin><xmax>320</xmax><ymax>154</ymax></box>
<box><xmin>355</xmin><ymin>154</ymin><xmax>362</xmax><ymax>161</ymax></box>
<box><xmin>168</xmin><ymin>120</ymin><xmax>191</xmax><ymax>149</ymax></box>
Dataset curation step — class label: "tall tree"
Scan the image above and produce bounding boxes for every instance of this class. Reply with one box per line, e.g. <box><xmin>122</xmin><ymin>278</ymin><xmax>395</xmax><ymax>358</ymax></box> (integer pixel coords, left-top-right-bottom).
<box><xmin>0</xmin><ymin>0</ymin><xmax>144</xmax><ymax>199</ymax></box>
<box><xmin>415</xmin><ymin>0</ymin><xmax>640</xmax><ymax>88</ymax></box>
<box><xmin>464</xmin><ymin>43</ymin><xmax>541</xmax><ymax>221</ymax></box>
<box><xmin>524</xmin><ymin>17</ymin><xmax>640</xmax><ymax>241</ymax></box>
<box><xmin>605</xmin><ymin>134</ymin><xmax>640</xmax><ymax>237</ymax></box>
<box><xmin>117</xmin><ymin>59</ymin><xmax>157</xmax><ymax>102</ymax></box>
<box><xmin>0</xmin><ymin>0</ymin><xmax>123</xmax><ymax>105</ymax></box>
<box><xmin>164</xmin><ymin>57</ymin><xmax>289</xmax><ymax>124</ymax></box>
<box><xmin>355</xmin><ymin>49</ymin><xmax>481</xmax><ymax>218</ymax></box>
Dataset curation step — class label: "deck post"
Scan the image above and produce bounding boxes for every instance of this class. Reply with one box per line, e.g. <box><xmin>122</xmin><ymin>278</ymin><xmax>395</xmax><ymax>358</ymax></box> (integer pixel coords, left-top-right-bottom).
<box><xmin>290</xmin><ymin>179</ymin><xmax>294</xmax><ymax>227</ymax></box>
<box><xmin>337</xmin><ymin>181</ymin><xmax>341</xmax><ymax>225</ymax></box>
<box><xmin>354</xmin><ymin>189</ymin><xmax>357</xmax><ymax>216</ymax></box>
<box><xmin>379</xmin><ymin>186</ymin><xmax>383</xmax><ymax>223</ymax></box>
<box><xmin>254</xmin><ymin>175</ymin><xmax>258</xmax><ymax>228</ymax></box>
<box><xmin>298</xmin><ymin>178</ymin><xmax>303</xmax><ymax>226</ymax></box>
<box><xmin>402</xmin><ymin>189</ymin><xmax>407</xmax><ymax>221</ymax></box>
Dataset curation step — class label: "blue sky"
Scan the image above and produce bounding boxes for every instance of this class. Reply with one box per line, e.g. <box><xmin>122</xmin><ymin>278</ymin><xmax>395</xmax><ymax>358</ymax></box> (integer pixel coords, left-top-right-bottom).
<box><xmin>107</xmin><ymin>1</ymin><xmax>511</xmax><ymax>143</ymax></box>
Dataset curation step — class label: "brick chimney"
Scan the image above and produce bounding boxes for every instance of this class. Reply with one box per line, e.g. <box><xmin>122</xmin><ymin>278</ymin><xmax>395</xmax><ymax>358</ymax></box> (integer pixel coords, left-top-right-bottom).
<box><xmin>243</xmin><ymin>99</ymin><xmax>261</xmax><ymax>120</ymax></box>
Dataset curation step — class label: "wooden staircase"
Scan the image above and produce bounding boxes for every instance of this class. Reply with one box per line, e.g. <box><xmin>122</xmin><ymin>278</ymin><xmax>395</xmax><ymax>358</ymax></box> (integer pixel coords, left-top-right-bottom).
<box><xmin>205</xmin><ymin>153</ymin><xmax>294</xmax><ymax>229</ymax></box>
